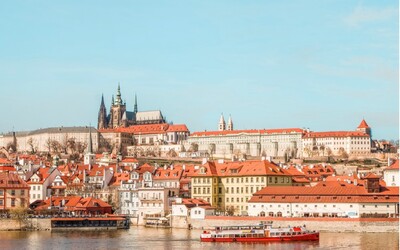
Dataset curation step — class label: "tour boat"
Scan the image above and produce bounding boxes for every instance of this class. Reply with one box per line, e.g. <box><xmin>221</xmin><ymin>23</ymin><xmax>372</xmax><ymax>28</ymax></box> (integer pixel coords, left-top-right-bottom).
<box><xmin>200</xmin><ymin>222</ymin><xmax>319</xmax><ymax>242</ymax></box>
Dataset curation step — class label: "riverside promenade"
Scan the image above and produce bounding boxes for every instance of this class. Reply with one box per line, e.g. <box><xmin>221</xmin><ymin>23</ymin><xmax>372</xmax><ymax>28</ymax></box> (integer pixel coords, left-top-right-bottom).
<box><xmin>1</xmin><ymin>216</ymin><xmax>398</xmax><ymax>233</ymax></box>
<box><xmin>171</xmin><ymin>216</ymin><xmax>399</xmax><ymax>233</ymax></box>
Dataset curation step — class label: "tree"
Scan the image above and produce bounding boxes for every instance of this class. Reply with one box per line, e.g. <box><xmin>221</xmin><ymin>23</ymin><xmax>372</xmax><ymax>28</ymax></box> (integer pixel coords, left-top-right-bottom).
<box><xmin>226</xmin><ymin>206</ymin><xmax>236</xmax><ymax>216</ymax></box>
<box><xmin>338</xmin><ymin>147</ymin><xmax>349</xmax><ymax>159</ymax></box>
<box><xmin>67</xmin><ymin>137</ymin><xmax>77</xmax><ymax>154</ymax></box>
<box><xmin>50</xmin><ymin>140</ymin><xmax>62</xmax><ymax>154</ymax></box>
<box><xmin>61</xmin><ymin>134</ymin><xmax>69</xmax><ymax>154</ymax></box>
<box><xmin>45</xmin><ymin>138</ymin><xmax>52</xmax><ymax>153</ymax></box>
<box><xmin>167</xmin><ymin>149</ymin><xmax>177</xmax><ymax>158</ymax></box>
<box><xmin>75</xmin><ymin>142</ymin><xmax>87</xmax><ymax>154</ymax></box>
<box><xmin>9</xmin><ymin>207</ymin><xmax>29</xmax><ymax>229</ymax></box>
<box><xmin>27</xmin><ymin>138</ymin><xmax>36</xmax><ymax>154</ymax></box>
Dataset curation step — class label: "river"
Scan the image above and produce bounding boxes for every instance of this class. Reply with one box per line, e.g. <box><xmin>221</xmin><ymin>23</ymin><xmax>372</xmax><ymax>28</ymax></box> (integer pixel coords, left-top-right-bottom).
<box><xmin>0</xmin><ymin>228</ymin><xmax>398</xmax><ymax>250</ymax></box>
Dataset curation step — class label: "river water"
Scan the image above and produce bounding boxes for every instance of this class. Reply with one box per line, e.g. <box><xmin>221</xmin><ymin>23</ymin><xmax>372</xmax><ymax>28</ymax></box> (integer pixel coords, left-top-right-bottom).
<box><xmin>0</xmin><ymin>228</ymin><xmax>398</xmax><ymax>250</ymax></box>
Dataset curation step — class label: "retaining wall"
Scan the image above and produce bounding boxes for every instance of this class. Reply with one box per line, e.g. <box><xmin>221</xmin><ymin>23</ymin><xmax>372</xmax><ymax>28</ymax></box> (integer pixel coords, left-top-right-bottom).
<box><xmin>188</xmin><ymin>216</ymin><xmax>399</xmax><ymax>233</ymax></box>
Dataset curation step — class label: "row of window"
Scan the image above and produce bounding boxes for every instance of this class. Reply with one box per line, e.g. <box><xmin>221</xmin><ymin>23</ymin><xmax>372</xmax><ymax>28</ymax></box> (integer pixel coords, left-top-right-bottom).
<box><xmin>0</xmin><ymin>198</ymin><xmax>24</xmax><ymax>207</ymax></box>
<box><xmin>0</xmin><ymin>190</ymin><xmax>25</xmax><ymax>196</ymax></box>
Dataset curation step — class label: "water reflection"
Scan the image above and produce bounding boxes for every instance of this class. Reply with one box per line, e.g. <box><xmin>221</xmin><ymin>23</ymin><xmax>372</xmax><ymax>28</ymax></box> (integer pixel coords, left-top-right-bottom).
<box><xmin>0</xmin><ymin>228</ymin><xmax>397</xmax><ymax>250</ymax></box>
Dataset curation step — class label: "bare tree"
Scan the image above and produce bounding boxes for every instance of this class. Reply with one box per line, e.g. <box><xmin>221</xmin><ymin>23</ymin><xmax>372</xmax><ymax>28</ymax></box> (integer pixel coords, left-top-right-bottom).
<box><xmin>75</xmin><ymin>142</ymin><xmax>87</xmax><ymax>154</ymax></box>
<box><xmin>27</xmin><ymin>138</ymin><xmax>36</xmax><ymax>154</ymax></box>
<box><xmin>67</xmin><ymin>137</ymin><xmax>77</xmax><ymax>154</ymax></box>
<box><xmin>50</xmin><ymin>140</ymin><xmax>62</xmax><ymax>154</ymax></box>
<box><xmin>45</xmin><ymin>138</ymin><xmax>52</xmax><ymax>153</ymax></box>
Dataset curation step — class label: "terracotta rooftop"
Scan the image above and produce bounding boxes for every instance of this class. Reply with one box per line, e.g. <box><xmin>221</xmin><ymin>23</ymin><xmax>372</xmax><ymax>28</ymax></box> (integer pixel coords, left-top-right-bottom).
<box><xmin>386</xmin><ymin>160</ymin><xmax>399</xmax><ymax>170</ymax></box>
<box><xmin>303</xmin><ymin>131</ymin><xmax>369</xmax><ymax>138</ymax></box>
<box><xmin>0</xmin><ymin>172</ymin><xmax>29</xmax><ymax>189</ymax></box>
<box><xmin>357</xmin><ymin>119</ymin><xmax>370</xmax><ymax>129</ymax></box>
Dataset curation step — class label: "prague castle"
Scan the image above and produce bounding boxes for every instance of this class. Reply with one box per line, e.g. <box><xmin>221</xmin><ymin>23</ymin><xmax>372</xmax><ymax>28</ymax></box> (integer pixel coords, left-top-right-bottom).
<box><xmin>98</xmin><ymin>84</ymin><xmax>166</xmax><ymax>129</ymax></box>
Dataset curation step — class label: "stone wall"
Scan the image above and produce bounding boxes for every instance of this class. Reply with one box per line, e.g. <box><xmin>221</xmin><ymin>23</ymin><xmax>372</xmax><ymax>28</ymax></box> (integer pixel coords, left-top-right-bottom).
<box><xmin>187</xmin><ymin>216</ymin><xmax>398</xmax><ymax>233</ymax></box>
<box><xmin>0</xmin><ymin>218</ymin><xmax>51</xmax><ymax>231</ymax></box>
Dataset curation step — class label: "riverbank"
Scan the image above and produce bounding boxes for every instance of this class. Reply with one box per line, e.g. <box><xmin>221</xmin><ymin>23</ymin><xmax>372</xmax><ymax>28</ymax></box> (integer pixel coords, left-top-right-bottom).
<box><xmin>171</xmin><ymin>216</ymin><xmax>399</xmax><ymax>233</ymax></box>
<box><xmin>1</xmin><ymin>216</ymin><xmax>398</xmax><ymax>233</ymax></box>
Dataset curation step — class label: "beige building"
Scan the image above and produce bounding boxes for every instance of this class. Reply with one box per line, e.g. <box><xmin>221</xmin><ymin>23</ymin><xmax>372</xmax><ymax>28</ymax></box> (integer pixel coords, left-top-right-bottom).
<box><xmin>248</xmin><ymin>175</ymin><xmax>399</xmax><ymax>218</ymax></box>
<box><xmin>190</xmin><ymin>160</ymin><xmax>292</xmax><ymax>215</ymax></box>
<box><xmin>302</xmin><ymin>120</ymin><xmax>371</xmax><ymax>157</ymax></box>
<box><xmin>185</xmin><ymin>128</ymin><xmax>304</xmax><ymax>159</ymax></box>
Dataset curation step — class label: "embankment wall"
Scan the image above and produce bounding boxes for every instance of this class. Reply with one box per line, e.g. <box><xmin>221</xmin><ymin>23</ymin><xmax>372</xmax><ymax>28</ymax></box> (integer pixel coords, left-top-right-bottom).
<box><xmin>173</xmin><ymin>216</ymin><xmax>398</xmax><ymax>233</ymax></box>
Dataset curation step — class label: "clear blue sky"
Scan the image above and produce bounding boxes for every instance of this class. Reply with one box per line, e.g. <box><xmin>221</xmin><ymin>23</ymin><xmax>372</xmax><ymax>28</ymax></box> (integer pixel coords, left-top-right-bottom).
<box><xmin>0</xmin><ymin>1</ymin><xmax>398</xmax><ymax>140</ymax></box>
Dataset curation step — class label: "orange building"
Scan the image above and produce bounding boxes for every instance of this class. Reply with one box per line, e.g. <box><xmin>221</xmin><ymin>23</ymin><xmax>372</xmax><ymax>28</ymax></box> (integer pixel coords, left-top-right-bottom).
<box><xmin>0</xmin><ymin>172</ymin><xmax>30</xmax><ymax>211</ymax></box>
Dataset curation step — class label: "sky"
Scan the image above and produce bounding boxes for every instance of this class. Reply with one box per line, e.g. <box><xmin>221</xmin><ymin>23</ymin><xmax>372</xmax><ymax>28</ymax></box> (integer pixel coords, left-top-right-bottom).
<box><xmin>0</xmin><ymin>1</ymin><xmax>398</xmax><ymax>140</ymax></box>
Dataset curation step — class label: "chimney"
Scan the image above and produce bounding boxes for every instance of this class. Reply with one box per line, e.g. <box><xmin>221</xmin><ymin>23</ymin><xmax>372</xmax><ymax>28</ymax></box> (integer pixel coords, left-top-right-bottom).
<box><xmin>202</xmin><ymin>158</ymin><xmax>208</xmax><ymax>165</ymax></box>
<box><xmin>182</xmin><ymin>165</ymin><xmax>186</xmax><ymax>171</ymax></box>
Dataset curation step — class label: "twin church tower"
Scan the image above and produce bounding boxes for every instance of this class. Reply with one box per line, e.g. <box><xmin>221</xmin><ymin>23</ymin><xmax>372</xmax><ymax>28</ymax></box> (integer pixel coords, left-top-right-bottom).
<box><xmin>97</xmin><ymin>84</ymin><xmax>165</xmax><ymax>129</ymax></box>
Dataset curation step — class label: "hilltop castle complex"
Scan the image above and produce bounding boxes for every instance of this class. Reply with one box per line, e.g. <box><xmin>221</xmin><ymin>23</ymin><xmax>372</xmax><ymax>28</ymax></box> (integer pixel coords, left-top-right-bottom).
<box><xmin>0</xmin><ymin>84</ymin><xmax>383</xmax><ymax>160</ymax></box>
<box><xmin>98</xmin><ymin>84</ymin><xmax>165</xmax><ymax>129</ymax></box>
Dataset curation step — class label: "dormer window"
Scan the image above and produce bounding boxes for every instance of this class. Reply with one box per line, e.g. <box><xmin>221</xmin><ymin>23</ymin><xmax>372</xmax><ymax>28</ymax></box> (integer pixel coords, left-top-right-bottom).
<box><xmin>200</xmin><ymin>167</ymin><xmax>206</xmax><ymax>174</ymax></box>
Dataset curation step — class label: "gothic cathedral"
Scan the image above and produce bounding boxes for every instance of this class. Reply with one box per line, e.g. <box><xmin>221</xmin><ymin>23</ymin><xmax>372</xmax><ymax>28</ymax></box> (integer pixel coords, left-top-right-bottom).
<box><xmin>97</xmin><ymin>84</ymin><xmax>166</xmax><ymax>129</ymax></box>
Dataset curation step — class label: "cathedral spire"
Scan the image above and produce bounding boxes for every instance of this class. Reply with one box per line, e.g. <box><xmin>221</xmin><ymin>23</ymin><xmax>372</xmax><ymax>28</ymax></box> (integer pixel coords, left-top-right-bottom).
<box><xmin>218</xmin><ymin>113</ymin><xmax>226</xmax><ymax>131</ymax></box>
<box><xmin>134</xmin><ymin>93</ymin><xmax>138</xmax><ymax>113</ymax></box>
<box><xmin>88</xmin><ymin>126</ymin><xmax>93</xmax><ymax>154</ymax></box>
<box><xmin>227</xmin><ymin>114</ymin><xmax>233</xmax><ymax>131</ymax></box>
<box><xmin>111</xmin><ymin>95</ymin><xmax>114</xmax><ymax>106</ymax></box>
<box><xmin>98</xmin><ymin>94</ymin><xmax>108</xmax><ymax>129</ymax></box>
<box><xmin>115</xmin><ymin>83</ymin><xmax>122</xmax><ymax>105</ymax></box>
<box><xmin>101</xmin><ymin>94</ymin><xmax>105</xmax><ymax>107</ymax></box>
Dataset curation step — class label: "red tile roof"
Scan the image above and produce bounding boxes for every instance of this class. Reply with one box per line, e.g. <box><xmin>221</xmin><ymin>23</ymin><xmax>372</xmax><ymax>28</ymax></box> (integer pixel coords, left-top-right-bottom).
<box><xmin>0</xmin><ymin>158</ymin><xmax>13</xmax><ymax>165</ymax></box>
<box><xmin>191</xmin><ymin>160</ymin><xmax>291</xmax><ymax>177</ymax></box>
<box><xmin>364</xmin><ymin>173</ymin><xmax>380</xmax><ymax>179</ymax></box>
<box><xmin>153</xmin><ymin>167</ymin><xmax>183</xmax><ymax>180</ymax></box>
<box><xmin>303</xmin><ymin>131</ymin><xmax>369</xmax><ymax>138</ymax></box>
<box><xmin>99</xmin><ymin>123</ymin><xmax>189</xmax><ymax>134</ymax></box>
<box><xmin>191</xmin><ymin>128</ymin><xmax>303</xmax><ymax>137</ymax></box>
<box><xmin>166</xmin><ymin>124</ymin><xmax>189</xmax><ymax>132</ymax></box>
<box><xmin>386</xmin><ymin>160</ymin><xmax>399</xmax><ymax>170</ymax></box>
<box><xmin>357</xmin><ymin>119</ymin><xmax>370</xmax><ymax>129</ymax></box>
<box><xmin>121</xmin><ymin>158</ymin><xmax>139</xmax><ymax>163</ymax></box>
<box><xmin>249</xmin><ymin>182</ymin><xmax>399</xmax><ymax>203</ymax></box>
<box><xmin>0</xmin><ymin>172</ymin><xmax>29</xmax><ymax>189</ymax></box>
<box><xmin>178</xmin><ymin>198</ymin><xmax>211</xmax><ymax>208</ymax></box>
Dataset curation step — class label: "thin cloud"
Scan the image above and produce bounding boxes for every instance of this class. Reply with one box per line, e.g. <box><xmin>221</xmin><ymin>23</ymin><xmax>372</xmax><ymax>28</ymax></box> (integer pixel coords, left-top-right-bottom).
<box><xmin>344</xmin><ymin>5</ymin><xmax>398</xmax><ymax>27</ymax></box>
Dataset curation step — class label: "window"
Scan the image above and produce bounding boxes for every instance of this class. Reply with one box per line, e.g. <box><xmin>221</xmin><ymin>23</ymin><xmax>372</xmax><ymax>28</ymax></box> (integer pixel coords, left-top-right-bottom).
<box><xmin>11</xmin><ymin>190</ymin><xmax>15</xmax><ymax>196</ymax></box>
<box><xmin>0</xmin><ymin>199</ymin><xmax>3</xmax><ymax>205</ymax></box>
<box><xmin>11</xmin><ymin>198</ymin><xmax>15</xmax><ymax>207</ymax></box>
<box><xmin>0</xmin><ymin>190</ymin><xmax>3</xmax><ymax>196</ymax></box>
